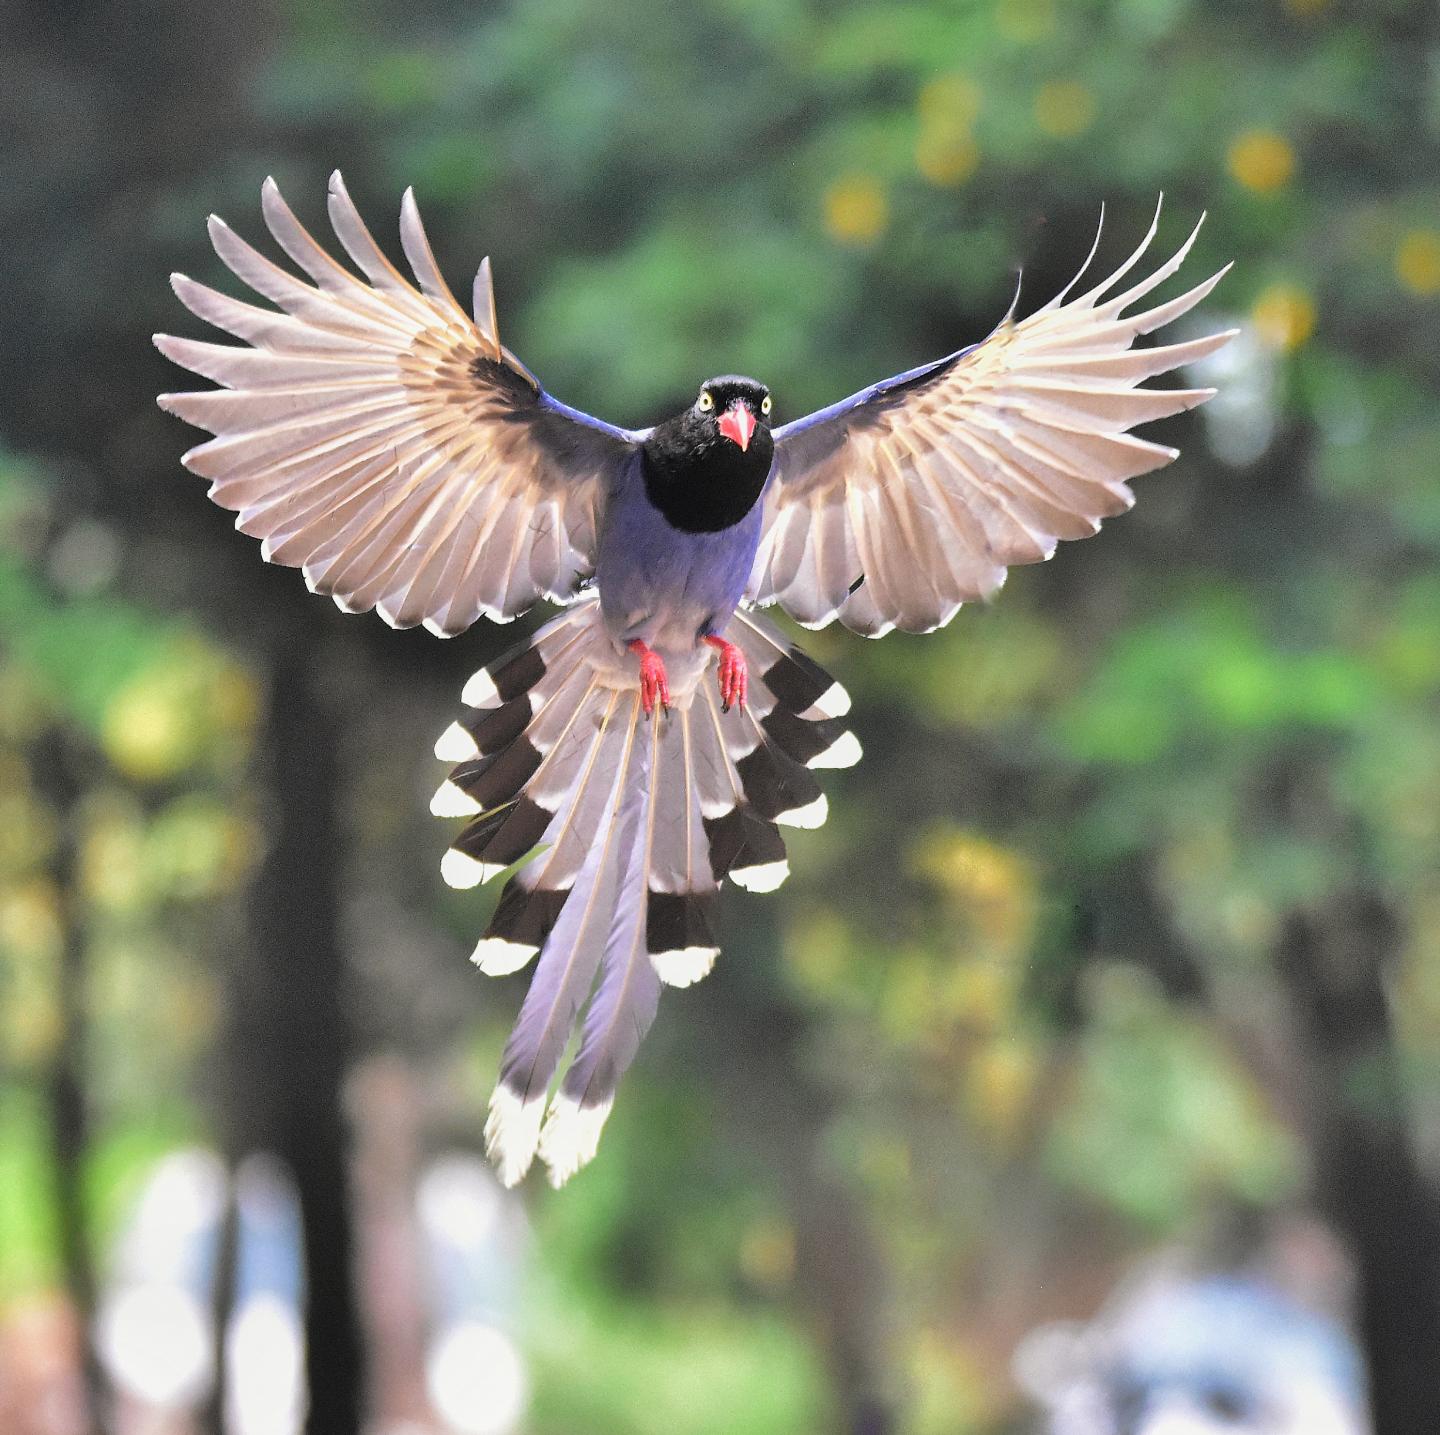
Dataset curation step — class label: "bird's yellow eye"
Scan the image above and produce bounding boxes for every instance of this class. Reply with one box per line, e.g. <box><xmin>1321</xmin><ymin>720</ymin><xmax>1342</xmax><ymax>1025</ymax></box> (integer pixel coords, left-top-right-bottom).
<box><xmin>760</xmin><ymin>395</ymin><xmax>772</xmax><ymax>416</ymax></box>
<box><xmin>697</xmin><ymin>391</ymin><xmax>714</xmax><ymax>412</ymax></box>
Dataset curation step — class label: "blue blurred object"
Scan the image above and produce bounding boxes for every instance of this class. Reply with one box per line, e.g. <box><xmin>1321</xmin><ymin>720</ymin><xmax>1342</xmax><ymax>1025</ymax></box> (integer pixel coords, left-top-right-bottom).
<box><xmin>97</xmin><ymin>1149</ymin><xmax>306</xmax><ymax>1433</ymax></box>
<box><xmin>97</xmin><ymin>1149</ymin><xmax>226</xmax><ymax>1411</ymax></box>
<box><xmin>98</xmin><ymin>1145</ymin><xmax>529</xmax><ymax>1434</ymax></box>
<box><xmin>416</xmin><ymin>1153</ymin><xmax>529</xmax><ymax>1435</ymax></box>
<box><xmin>224</xmin><ymin>1155</ymin><xmax>306</xmax><ymax>1435</ymax></box>
<box><xmin>1016</xmin><ymin>1264</ymin><xmax>1367</xmax><ymax>1435</ymax></box>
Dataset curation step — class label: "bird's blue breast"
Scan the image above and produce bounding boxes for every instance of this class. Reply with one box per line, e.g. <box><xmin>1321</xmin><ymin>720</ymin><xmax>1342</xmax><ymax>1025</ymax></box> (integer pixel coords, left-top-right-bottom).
<box><xmin>595</xmin><ymin>453</ymin><xmax>767</xmax><ymax>654</ymax></box>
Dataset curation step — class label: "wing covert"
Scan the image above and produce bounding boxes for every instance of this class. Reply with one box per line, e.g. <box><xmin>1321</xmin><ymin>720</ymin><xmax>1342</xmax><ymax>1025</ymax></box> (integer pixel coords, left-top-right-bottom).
<box><xmin>747</xmin><ymin>204</ymin><xmax>1236</xmax><ymax>637</ymax></box>
<box><xmin>156</xmin><ymin>173</ymin><xmax>640</xmax><ymax>635</ymax></box>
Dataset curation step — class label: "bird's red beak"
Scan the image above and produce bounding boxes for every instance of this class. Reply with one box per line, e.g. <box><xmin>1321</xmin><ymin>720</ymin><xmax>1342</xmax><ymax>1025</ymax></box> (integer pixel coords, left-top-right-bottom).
<box><xmin>718</xmin><ymin>400</ymin><xmax>757</xmax><ymax>452</ymax></box>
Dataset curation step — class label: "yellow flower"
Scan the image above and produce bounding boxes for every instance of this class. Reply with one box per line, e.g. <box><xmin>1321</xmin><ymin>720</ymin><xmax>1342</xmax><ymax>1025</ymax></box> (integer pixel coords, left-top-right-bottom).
<box><xmin>1227</xmin><ymin>130</ymin><xmax>1296</xmax><ymax>193</ymax></box>
<box><xmin>1396</xmin><ymin>229</ymin><xmax>1440</xmax><ymax>296</ymax></box>
<box><xmin>913</xmin><ymin>827</ymin><xmax>1038</xmax><ymax>956</ymax></box>
<box><xmin>915</xmin><ymin>131</ymin><xmax>980</xmax><ymax>187</ymax></box>
<box><xmin>918</xmin><ymin>74</ymin><xmax>982</xmax><ymax>128</ymax></box>
<box><xmin>1035</xmin><ymin>80</ymin><xmax>1096</xmax><ymax>138</ymax></box>
<box><xmin>967</xmin><ymin>1038</ymin><xmax>1038</xmax><ymax>1141</ymax></box>
<box><xmin>79</xmin><ymin>804</ymin><xmax>149</xmax><ymax>914</ymax></box>
<box><xmin>917</xmin><ymin>829</ymin><xmax>1027</xmax><ymax>907</ymax></box>
<box><xmin>103</xmin><ymin>678</ymin><xmax>193</xmax><ymax>781</ymax></box>
<box><xmin>945</xmin><ymin>961</ymin><xmax>1015</xmax><ymax>1031</ymax></box>
<box><xmin>0</xmin><ymin>877</ymin><xmax>62</xmax><ymax>961</ymax></box>
<box><xmin>1251</xmin><ymin>282</ymin><xmax>1316</xmax><ymax>351</ymax></box>
<box><xmin>823</xmin><ymin>174</ymin><xmax>889</xmax><ymax>247</ymax></box>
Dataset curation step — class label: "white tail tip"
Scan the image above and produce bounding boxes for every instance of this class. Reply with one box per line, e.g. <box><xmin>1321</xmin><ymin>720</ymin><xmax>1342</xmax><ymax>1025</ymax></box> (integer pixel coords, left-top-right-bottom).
<box><xmin>808</xmin><ymin>730</ymin><xmax>862</xmax><ymax>770</ymax></box>
<box><xmin>484</xmin><ymin>1085</ymin><xmax>545</xmax><ymax>1188</ymax></box>
<box><xmin>731</xmin><ymin>859</ymin><xmax>790</xmax><ymax>893</ymax></box>
<box><xmin>776</xmin><ymin>793</ymin><xmax>828</xmax><ymax>829</ymax></box>
<box><xmin>461</xmin><ymin>667</ymin><xmax>502</xmax><ymax>709</ymax></box>
<box><xmin>538</xmin><ymin>1095</ymin><xmax>613</xmax><ymax>1187</ymax></box>
<box><xmin>430</xmin><ymin>780</ymin><xmax>482</xmax><ymax>818</ymax></box>
<box><xmin>651</xmin><ymin>946</ymin><xmax>719</xmax><ymax>988</ymax></box>
<box><xmin>440</xmin><ymin>848</ymin><xmax>502</xmax><ymax>890</ymax></box>
<box><xmin>803</xmin><ymin>681</ymin><xmax>851</xmax><ymax>719</ymax></box>
<box><xmin>434</xmin><ymin>721</ymin><xmax>480</xmax><ymax>762</ymax></box>
<box><xmin>471</xmin><ymin>936</ymin><xmax>538</xmax><ymax>976</ymax></box>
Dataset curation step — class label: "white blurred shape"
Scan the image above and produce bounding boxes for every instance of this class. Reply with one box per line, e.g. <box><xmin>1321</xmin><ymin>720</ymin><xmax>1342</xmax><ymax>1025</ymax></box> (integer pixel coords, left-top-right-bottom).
<box><xmin>416</xmin><ymin>1153</ymin><xmax>529</xmax><ymax>1433</ymax></box>
<box><xmin>418</xmin><ymin>1154</ymin><xmax>504</xmax><ymax>1253</ymax></box>
<box><xmin>1183</xmin><ymin>317</ymin><xmax>1277</xmax><ymax>467</ymax></box>
<box><xmin>1141</xmin><ymin>1403</ymin><xmax>1239</xmax><ymax>1435</ymax></box>
<box><xmin>427</xmin><ymin>1321</ymin><xmax>528</xmax><ymax>1435</ymax></box>
<box><xmin>226</xmin><ymin>1154</ymin><xmax>306</xmax><ymax>1435</ymax></box>
<box><xmin>99</xmin><ymin>1148</ymin><xmax>225</xmax><ymax>1408</ymax></box>
<box><xmin>97</xmin><ymin>1283</ymin><xmax>212</xmax><ymax>1408</ymax></box>
<box><xmin>226</xmin><ymin>1293</ymin><xmax>305</xmax><ymax>1435</ymax></box>
<box><xmin>48</xmin><ymin>518</ymin><xmax>122</xmax><ymax>597</ymax></box>
<box><xmin>111</xmin><ymin>1147</ymin><xmax>226</xmax><ymax>1288</ymax></box>
<box><xmin>1013</xmin><ymin>1319</ymin><xmax>1093</xmax><ymax>1402</ymax></box>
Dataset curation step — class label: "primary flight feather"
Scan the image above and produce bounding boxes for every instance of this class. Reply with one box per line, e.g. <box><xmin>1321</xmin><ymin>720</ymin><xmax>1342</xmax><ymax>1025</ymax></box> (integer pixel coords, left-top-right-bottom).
<box><xmin>157</xmin><ymin>173</ymin><xmax>1233</xmax><ymax>1186</ymax></box>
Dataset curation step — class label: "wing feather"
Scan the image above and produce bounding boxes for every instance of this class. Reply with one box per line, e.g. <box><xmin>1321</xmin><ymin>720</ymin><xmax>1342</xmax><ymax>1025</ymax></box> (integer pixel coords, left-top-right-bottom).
<box><xmin>750</xmin><ymin>204</ymin><xmax>1234</xmax><ymax>634</ymax></box>
<box><xmin>157</xmin><ymin>174</ymin><xmax>638</xmax><ymax>633</ymax></box>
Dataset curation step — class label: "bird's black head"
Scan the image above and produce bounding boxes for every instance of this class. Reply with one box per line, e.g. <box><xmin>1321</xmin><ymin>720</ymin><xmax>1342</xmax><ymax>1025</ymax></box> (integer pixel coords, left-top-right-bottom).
<box><xmin>690</xmin><ymin>375</ymin><xmax>773</xmax><ymax>454</ymax></box>
<box><xmin>642</xmin><ymin>374</ymin><xmax>775</xmax><ymax>533</ymax></box>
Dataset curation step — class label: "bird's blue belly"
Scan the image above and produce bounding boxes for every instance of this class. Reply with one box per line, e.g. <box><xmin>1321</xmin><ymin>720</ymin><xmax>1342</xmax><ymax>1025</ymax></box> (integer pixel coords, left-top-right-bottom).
<box><xmin>595</xmin><ymin>487</ymin><xmax>764</xmax><ymax>657</ymax></box>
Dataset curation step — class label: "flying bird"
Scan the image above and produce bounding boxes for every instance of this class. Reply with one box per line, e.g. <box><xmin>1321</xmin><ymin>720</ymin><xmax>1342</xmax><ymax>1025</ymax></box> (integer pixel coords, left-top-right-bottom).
<box><xmin>156</xmin><ymin>173</ymin><xmax>1232</xmax><ymax>1187</ymax></box>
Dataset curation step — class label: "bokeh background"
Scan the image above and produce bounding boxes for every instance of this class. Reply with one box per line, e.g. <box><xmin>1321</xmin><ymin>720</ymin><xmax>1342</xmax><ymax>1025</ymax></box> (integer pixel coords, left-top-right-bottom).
<box><xmin>3</xmin><ymin>1</ymin><xmax>1439</xmax><ymax>1432</ymax></box>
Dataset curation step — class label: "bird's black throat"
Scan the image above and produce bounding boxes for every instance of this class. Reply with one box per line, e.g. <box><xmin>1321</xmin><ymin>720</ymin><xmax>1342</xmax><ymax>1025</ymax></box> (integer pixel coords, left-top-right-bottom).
<box><xmin>641</xmin><ymin>420</ymin><xmax>773</xmax><ymax>534</ymax></box>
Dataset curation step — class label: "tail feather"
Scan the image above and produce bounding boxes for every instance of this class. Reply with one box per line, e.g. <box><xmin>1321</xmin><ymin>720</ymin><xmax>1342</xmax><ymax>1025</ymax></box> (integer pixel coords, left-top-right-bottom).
<box><xmin>458</xmin><ymin>606</ymin><xmax>591</xmax><ymax>710</ymax></box>
<box><xmin>465</xmin><ymin>678</ymin><xmax>623</xmax><ymax>975</ymax></box>
<box><xmin>472</xmin><ymin>882</ymin><xmax>566</xmax><ymax>975</ymax></box>
<box><xmin>435</xmin><ymin>630</ymin><xmax>596</xmax><ymax>785</ymax></box>
<box><xmin>646</xmin><ymin>890</ymin><xmax>719</xmax><ymax>986</ymax></box>
<box><xmin>486</xmin><ymin>705</ymin><xmax>641</xmax><ymax>1183</ymax></box>
<box><xmin>446</xmin><ymin>797</ymin><xmax>552</xmax><ymax>885</ymax></box>
<box><xmin>695</xmin><ymin>682</ymin><xmax>792</xmax><ymax>892</ymax></box>
<box><xmin>647</xmin><ymin>705</ymin><xmax>710</xmax><ymax>893</ymax></box>
<box><xmin>736</xmin><ymin>710</ymin><xmax>827</xmax><ymax>829</ymax></box>
<box><xmin>437</xmin><ymin>596</ymin><xmax>861</xmax><ymax>1185</ymax></box>
<box><xmin>439</xmin><ymin>673</ymin><xmax>605</xmax><ymax>888</ymax></box>
<box><xmin>687</xmin><ymin>682</ymin><xmax>746</xmax><ymax>820</ymax></box>
<box><xmin>524</xmin><ymin>687</ymin><xmax>633</xmax><ymax>887</ymax></box>
<box><xmin>538</xmin><ymin>724</ymin><xmax>662</xmax><ymax>1186</ymax></box>
<box><xmin>727</xmin><ymin>611</ymin><xmax>852</xmax><ymax>720</ymax></box>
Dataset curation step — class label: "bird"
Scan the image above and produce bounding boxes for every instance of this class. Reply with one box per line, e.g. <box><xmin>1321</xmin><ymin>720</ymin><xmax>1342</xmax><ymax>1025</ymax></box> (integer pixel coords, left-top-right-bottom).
<box><xmin>156</xmin><ymin>172</ymin><xmax>1233</xmax><ymax>1187</ymax></box>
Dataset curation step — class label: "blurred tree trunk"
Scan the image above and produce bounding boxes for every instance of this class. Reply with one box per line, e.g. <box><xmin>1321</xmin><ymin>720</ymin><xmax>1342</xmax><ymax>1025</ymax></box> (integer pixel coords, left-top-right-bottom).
<box><xmin>199</xmin><ymin>1173</ymin><xmax>240</xmax><ymax>1435</ymax></box>
<box><xmin>33</xmin><ymin>726</ymin><xmax>110</xmax><ymax>1435</ymax></box>
<box><xmin>1276</xmin><ymin>891</ymin><xmax>1440</xmax><ymax>1435</ymax></box>
<box><xmin>225</xmin><ymin>635</ymin><xmax>364</xmax><ymax>1435</ymax></box>
<box><xmin>697</xmin><ymin>962</ymin><xmax>896</xmax><ymax>1435</ymax></box>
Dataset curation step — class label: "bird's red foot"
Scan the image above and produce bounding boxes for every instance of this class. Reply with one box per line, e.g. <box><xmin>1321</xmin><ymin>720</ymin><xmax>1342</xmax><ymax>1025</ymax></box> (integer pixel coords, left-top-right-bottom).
<box><xmin>628</xmin><ymin>639</ymin><xmax>671</xmax><ymax>717</ymax></box>
<box><xmin>704</xmin><ymin>635</ymin><xmax>747</xmax><ymax>712</ymax></box>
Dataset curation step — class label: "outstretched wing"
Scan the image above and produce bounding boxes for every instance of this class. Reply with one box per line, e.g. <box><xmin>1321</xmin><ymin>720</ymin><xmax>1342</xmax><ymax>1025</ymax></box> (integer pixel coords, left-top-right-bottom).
<box><xmin>156</xmin><ymin>172</ymin><xmax>641</xmax><ymax>635</ymax></box>
<box><xmin>746</xmin><ymin>205</ymin><xmax>1235</xmax><ymax>637</ymax></box>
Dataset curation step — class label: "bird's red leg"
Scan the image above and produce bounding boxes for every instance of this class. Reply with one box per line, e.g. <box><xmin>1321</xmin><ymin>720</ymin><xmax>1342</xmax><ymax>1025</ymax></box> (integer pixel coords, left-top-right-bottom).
<box><xmin>703</xmin><ymin>635</ymin><xmax>747</xmax><ymax>712</ymax></box>
<box><xmin>627</xmin><ymin>639</ymin><xmax>671</xmax><ymax>717</ymax></box>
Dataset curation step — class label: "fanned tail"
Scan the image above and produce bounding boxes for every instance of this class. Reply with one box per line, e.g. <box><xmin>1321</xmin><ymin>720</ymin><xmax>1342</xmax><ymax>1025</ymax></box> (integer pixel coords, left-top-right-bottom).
<box><xmin>434</xmin><ymin>597</ymin><xmax>861</xmax><ymax>1186</ymax></box>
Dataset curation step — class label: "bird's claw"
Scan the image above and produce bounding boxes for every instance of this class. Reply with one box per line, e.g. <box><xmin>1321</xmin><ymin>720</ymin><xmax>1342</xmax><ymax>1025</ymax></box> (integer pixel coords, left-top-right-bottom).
<box><xmin>628</xmin><ymin>640</ymin><xmax>670</xmax><ymax>718</ymax></box>
<box><xmin>704</xmin><ymin>636</ymin><xmax>747</xmax><ymax>713</ymax></box>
